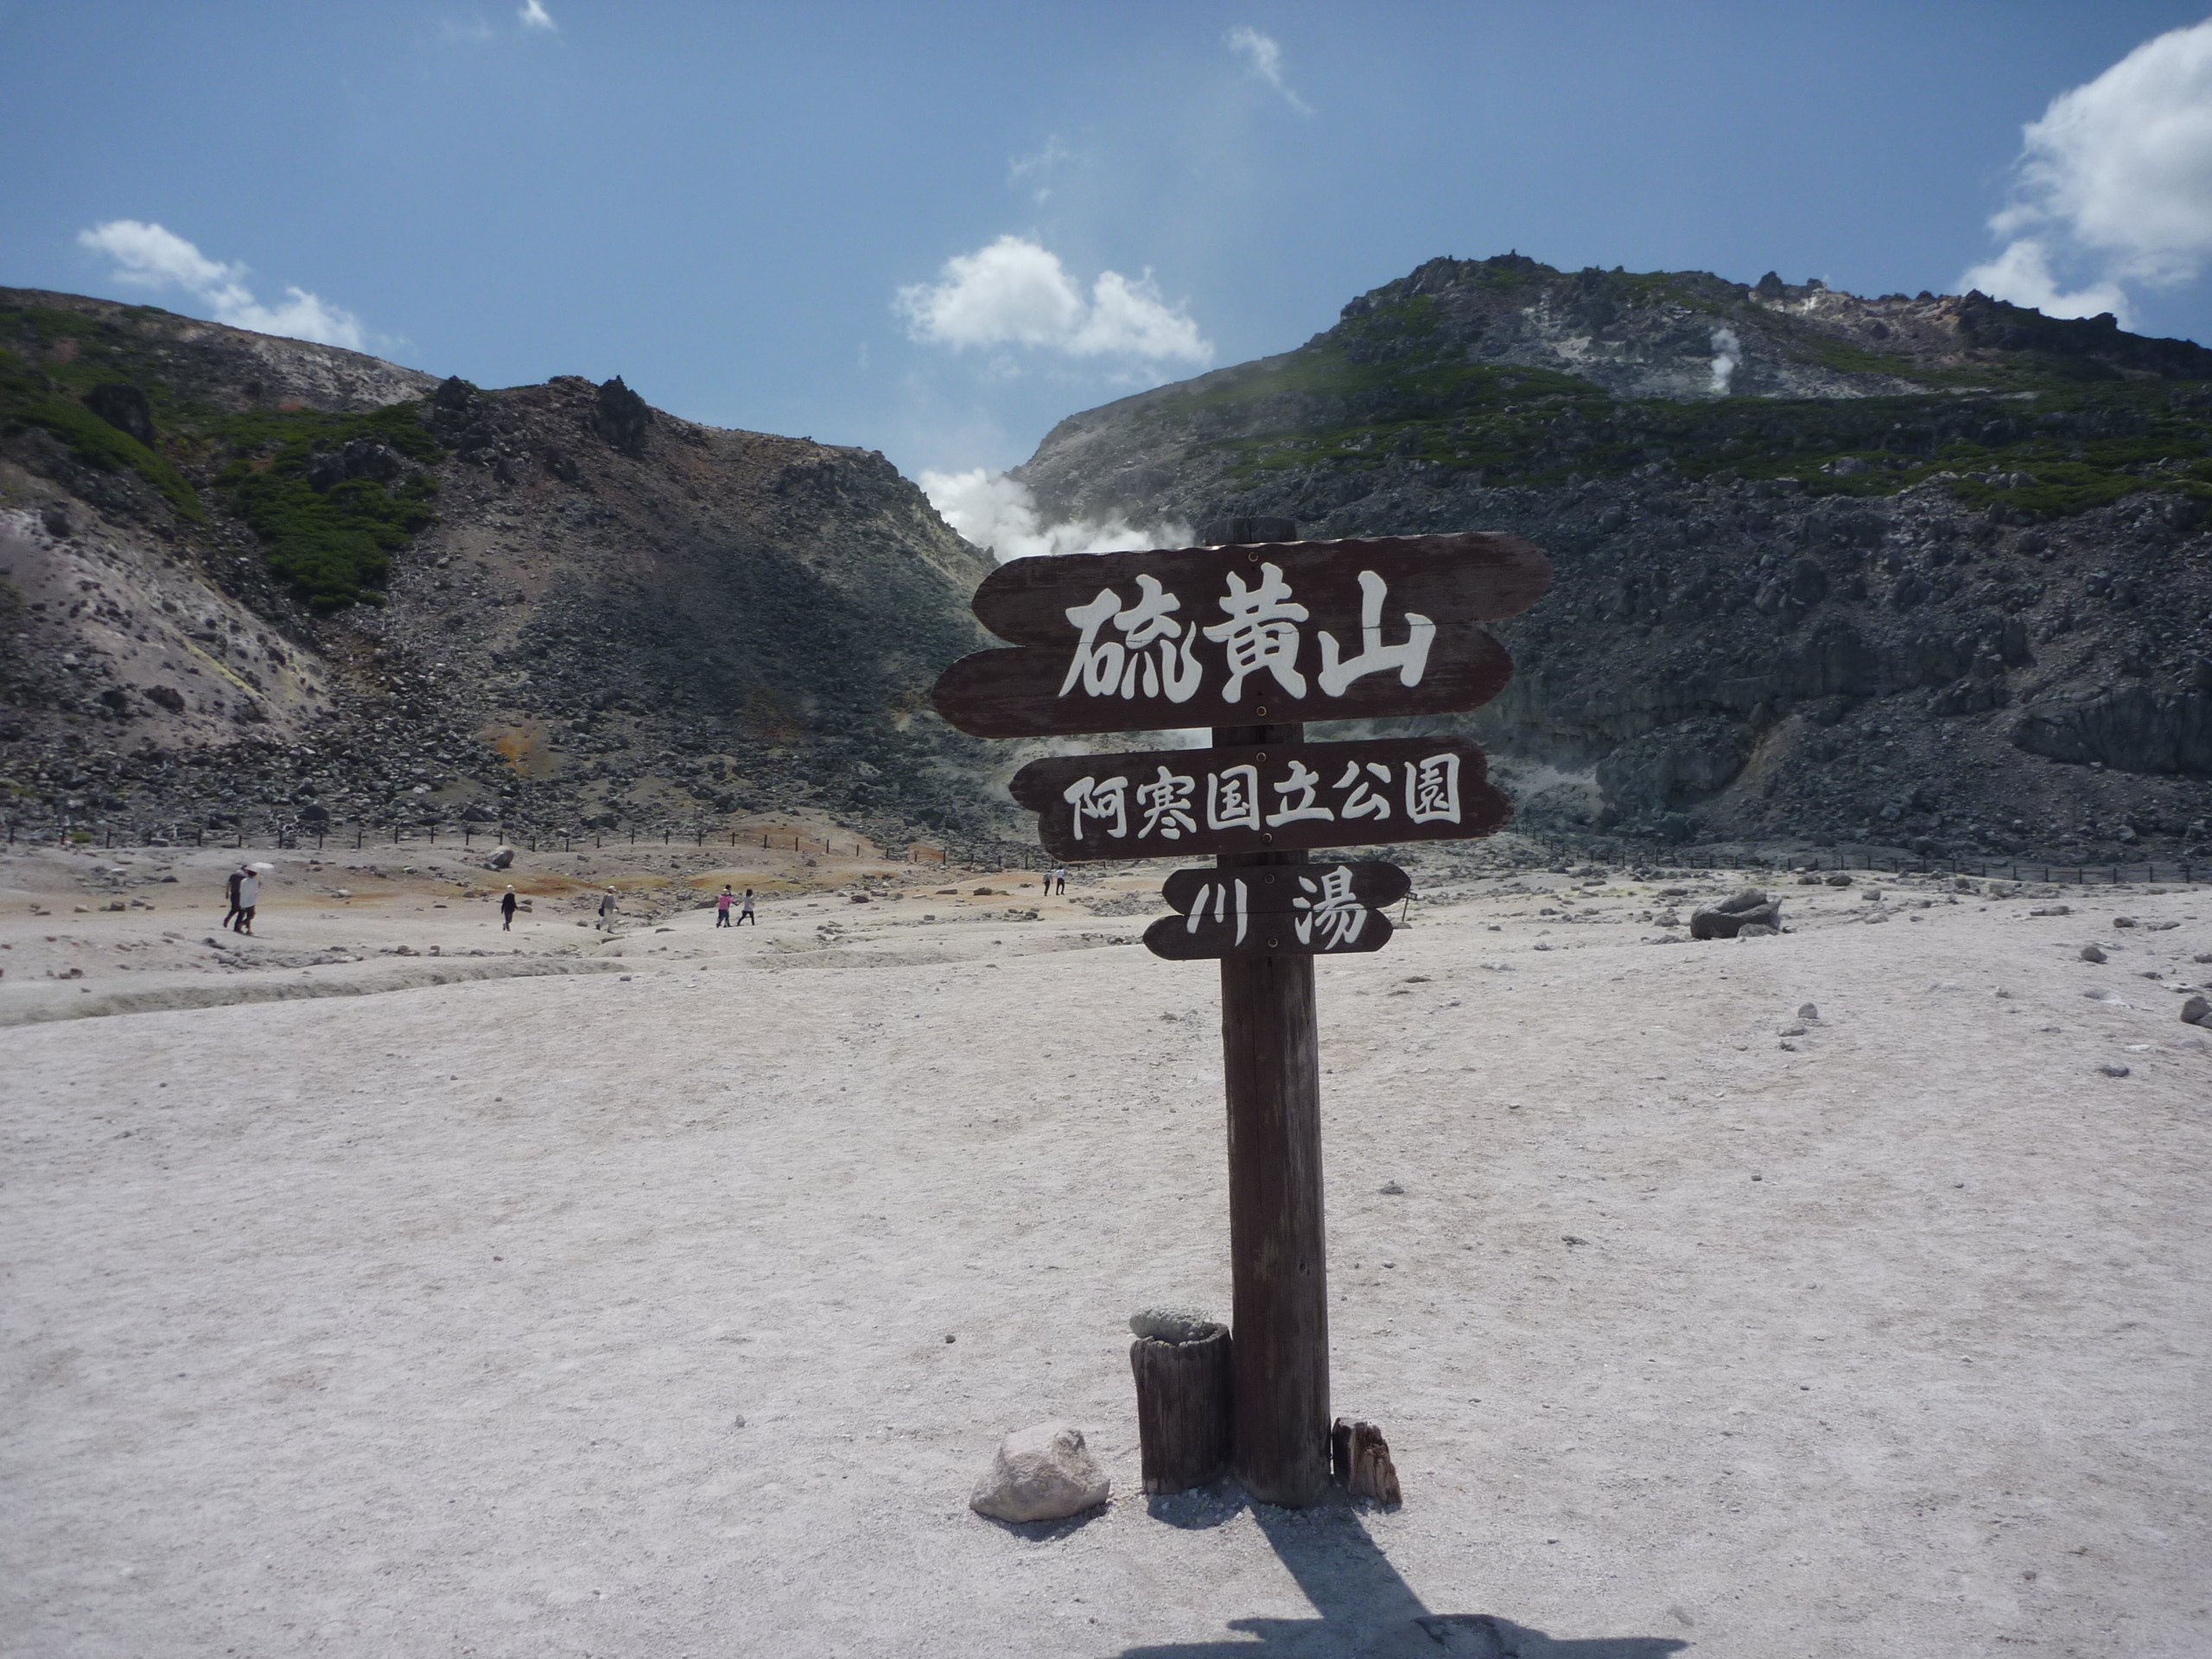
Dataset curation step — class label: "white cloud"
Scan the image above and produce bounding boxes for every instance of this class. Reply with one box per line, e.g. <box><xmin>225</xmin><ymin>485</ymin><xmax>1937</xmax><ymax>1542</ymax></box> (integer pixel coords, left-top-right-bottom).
<box><xmin>920</xmin><ymin>468</ymin><xmax>1190</xmax><ymax>564</ymax></box>
<box><xmin>895</xmin><ymin>236</ymin><xmax>1212</xmax><ymax>365</ymax></box>
<box><xmin>1960</xmin><ymin>238</ymin><xmax>2133</xmax><ymax>325</ymax></box>
<box><xmin>77</xmin><ymin>219</ymin><xmax>366</xmax><ymax>350</ymax></box>
<box><xmin>1226</xmin><ymin>25</ymin><xmax>1312</xmax><ymax>115</ymax></box>
<box><xmin>518</xmin><ymin>0</ymin><xmax>556</xmax><ymax>30</ymax></box>
<box><xmin>1964</xmin><ymin>18</ymin><xmax>2212</xmax><ymax>324</ymax></box>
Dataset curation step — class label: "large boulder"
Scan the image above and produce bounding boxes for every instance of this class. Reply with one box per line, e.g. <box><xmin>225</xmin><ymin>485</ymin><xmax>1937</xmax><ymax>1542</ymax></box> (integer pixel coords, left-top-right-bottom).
<box><xmin>84</xmin><ymin>383</ymin><xmax>155</xmax><ymax>447</ymax></box>
<box><xmin>1691</xmin><ymin>887</ymin><xmax>1781</xmax><ymax>938</ymax></box>
<box><xmin>483</xmin><ymin>844</ymin><xmax>516</xmax><ymax>870</ymax></box>
<box><xmin>969</xmin><ymin>1421</ymin><xmax>1109</xmax><ymax>1522</ymax></box>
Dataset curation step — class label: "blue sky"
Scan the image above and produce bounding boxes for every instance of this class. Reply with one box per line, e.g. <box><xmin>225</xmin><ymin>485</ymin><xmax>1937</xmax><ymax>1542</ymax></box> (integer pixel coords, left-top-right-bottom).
<box><xmin>5</xmin><ymin>2</ymin><xmax>2209</xmax><ymax>494</ymax></box>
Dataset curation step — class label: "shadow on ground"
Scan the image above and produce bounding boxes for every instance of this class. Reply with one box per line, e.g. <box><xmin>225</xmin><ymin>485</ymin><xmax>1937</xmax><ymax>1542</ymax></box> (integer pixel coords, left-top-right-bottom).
<box><xmin>1122</xmin><ymin>1486</ymin><xmax>1688</xmax><ymax>1658</ymax></box>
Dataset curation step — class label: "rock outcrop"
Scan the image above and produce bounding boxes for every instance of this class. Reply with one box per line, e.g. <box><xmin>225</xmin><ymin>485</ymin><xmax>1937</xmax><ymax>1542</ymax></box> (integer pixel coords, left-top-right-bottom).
<box><xmin>1007</xmin><ymin>254</ymin><xmax>2212</xmax><ymax>861</ymax></box>
<box><xmin>0</xmin><ymin>289</ymin><xmax>997</xmax><ymax>843</ymax></box>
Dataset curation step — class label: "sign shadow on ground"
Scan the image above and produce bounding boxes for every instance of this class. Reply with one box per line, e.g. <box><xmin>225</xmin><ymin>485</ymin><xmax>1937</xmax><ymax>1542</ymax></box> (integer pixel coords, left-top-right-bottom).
<box><xmin>1119</xmin><ymin>1489</ymin><xmax>1688</xmax><ymax>1659</ymax></box>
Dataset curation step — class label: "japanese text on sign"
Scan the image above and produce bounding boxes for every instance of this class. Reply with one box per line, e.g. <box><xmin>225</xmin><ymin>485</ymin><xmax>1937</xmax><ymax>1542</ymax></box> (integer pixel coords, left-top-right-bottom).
<box><xmin>1060</xmin><ymin>563</ymin><xmax>1433</xmax><ymax>709</ymax></box>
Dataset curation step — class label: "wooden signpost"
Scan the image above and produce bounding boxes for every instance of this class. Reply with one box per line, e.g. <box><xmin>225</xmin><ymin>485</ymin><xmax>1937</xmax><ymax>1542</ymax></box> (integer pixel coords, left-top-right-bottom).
<box><xmin>931</xmin><ymin>517</ymin><xmax>1550</xmax><ymax>1505</ymax></box>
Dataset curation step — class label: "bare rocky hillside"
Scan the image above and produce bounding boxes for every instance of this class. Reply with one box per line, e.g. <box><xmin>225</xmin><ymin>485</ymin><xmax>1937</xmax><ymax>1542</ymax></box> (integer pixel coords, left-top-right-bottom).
<box><xmin>1013</xmin><ymin>254</ymin><xmax>2212</xmax><ymax>861</ymax></box>
<box><xmin>0</xmin><ymin>289</ymin><xmax>997</xmax><ymax>844</ymax></box>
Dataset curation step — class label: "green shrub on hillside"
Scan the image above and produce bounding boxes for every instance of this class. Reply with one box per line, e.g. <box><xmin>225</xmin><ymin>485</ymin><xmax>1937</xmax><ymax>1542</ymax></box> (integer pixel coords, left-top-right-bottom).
<box><xmin>213</xmin><ymin>403</ymin><xmax>444</xmax><ymax>610</ymax></box>
<box><xmin>0</xmin><ymin>358</ymin><xmax>205</xmax><ymax>520</ymax></box>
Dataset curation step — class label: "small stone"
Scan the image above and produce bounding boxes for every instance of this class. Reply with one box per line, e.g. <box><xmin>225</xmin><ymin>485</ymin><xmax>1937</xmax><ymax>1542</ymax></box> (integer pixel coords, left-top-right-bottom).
<box><xmin>2080</xmin><ymin>944</ymin><xmax>2107</xmax><ymax>963</ymax></box>
<box><xmin>1737</xmin><ymin>923</ymin><xmax>1779</xmax><ymax>938</ymax></box>
<box><xmin>1824</xmin><ymin>874</ymin><xmax>1853</xmax><ymax>887</ymax></box>
<box><xmin>2112</xmin><ymin>916</ymin><xmax>2138</xmax><ymax>928</ymax></box>
<box><xmin>2182</xmin><ymin>995</ymin><xmax>2211</xmax><ymax>1027</ymax></box>
<box><xmin>1129</xmin><ymin>1306</ymin><xmax>1223</xmax><ymax>1343</ymax></box>
<box><xmin>1780</xmin><ymin>1025</ymin><xmax>1808</xmax><ymax>1037</ymax></box>
<box><xmin>2031</xmin><ymin>905</ymin><xmax>2070</xmax><ymax>917</ymax></box>
<box><xmin>1797</xmin><ymin>1003</ymin><xmax>1820</xmax><ymax>1021</ymax></box>
<box><xmin>1379</xmin><ymin>1180</ymin><xmax>1406</xmax><ymax>1195</ymax></box>
<box><xmin>2099</xmin><ymin>1064</ymin><xmax>2131</xmax><ymax>1078</ymax></box>
<box><xmin>969</xmin><ymin>1422</ymin><xmax>1109</xmax><ymax>1522</ymax></box>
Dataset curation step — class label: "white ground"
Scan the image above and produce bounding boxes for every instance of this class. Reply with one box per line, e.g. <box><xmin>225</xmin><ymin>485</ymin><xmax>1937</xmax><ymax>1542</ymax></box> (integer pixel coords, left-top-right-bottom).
<box><xmin>3</xmin><ymin>842</ymin><xmax>2208</xmax><ymax>1657</ymax></box>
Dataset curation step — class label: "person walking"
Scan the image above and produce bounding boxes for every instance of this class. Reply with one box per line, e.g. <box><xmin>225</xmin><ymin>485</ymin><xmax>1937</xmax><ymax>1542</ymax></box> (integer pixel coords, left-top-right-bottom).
<box><xmin>715</xmin><ymin>887</ymin><xmax>734</xmax><ymax>927</ymax></box>
<box><xmin>233</xmin><ymin>868</ymin><xmax>260</xmax><ymax>935</ymax></box>
<box><xmin>736</xmin><ymin>887</ymin><xmax>756</xmax><ymax>925</ymax></box>
<box><xmin>500</xmin><ymin>886</ymin><xmax>518</xmax><ymax>931</ymax></box>
<box><xmin>597</xmin><ymin>887</ymin><xmax>619</xmax><ymax>932</ymax></box>
<box><xmin>221</xmin><ymin>865</ymin><xmax>245</xmax><ymax>930</ymax></box>
<box><xmin>1053</xmin><ymin>866</ymin><xmax>1068</xmax><ymax>895</ymax></box>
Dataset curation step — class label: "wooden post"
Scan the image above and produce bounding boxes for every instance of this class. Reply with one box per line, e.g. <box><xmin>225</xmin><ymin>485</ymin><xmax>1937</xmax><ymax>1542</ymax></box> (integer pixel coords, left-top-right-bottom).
<box><xmin>1212</xmin><ymin>713</ymin><xmax>1330</xmax><ymax>1507</ymax></box>
<box><xmin>1131</xmin><ymin>1328</ymin><xmax>1234</xmax><ymax>1494</ymax></box>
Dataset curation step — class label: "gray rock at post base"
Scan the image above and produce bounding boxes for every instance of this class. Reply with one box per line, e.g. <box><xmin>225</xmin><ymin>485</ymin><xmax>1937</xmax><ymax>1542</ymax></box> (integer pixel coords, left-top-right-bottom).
<box><xmin>2080</xmin><ymin>943</ymin><xmax>2107</xmax><ymax>963</ymax></box>
<box><xmin>484</xmin><ymin>845</ymin><xmax>516</xmax><ymax>870</ymax></box>
<box><xmin>2183</xmin><ymin>994</ymin><xmax>2212</xmax><ymax>1027</ymax></box>
<box><xmin>969</xmin><ymin>1422</ymin><xmax>1110</xmax><ymax>1523</ymax></box>
<box><xmin>1130</xmin><ymin>1306</ymin><xmax>1224</xmax><ymax>1344</ymax></box>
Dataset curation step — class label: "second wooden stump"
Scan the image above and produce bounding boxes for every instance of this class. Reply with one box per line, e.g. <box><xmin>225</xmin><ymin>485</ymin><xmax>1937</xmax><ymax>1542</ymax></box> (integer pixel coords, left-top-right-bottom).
<box><xmin>1130</xmin><ymin>1327</ymin><xmax>1234</xmax><ymax>1494</ymax></box>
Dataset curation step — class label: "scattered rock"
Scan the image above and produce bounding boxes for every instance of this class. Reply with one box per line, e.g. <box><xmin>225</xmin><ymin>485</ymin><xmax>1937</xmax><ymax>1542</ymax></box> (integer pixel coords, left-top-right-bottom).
<box><xmin>2099</xmin><ymin>1063</ymin><xmax>2132</xmax><ymax>1077</ymax></box>
<box><xmin>1796</xmin><ymin>1002</ymin><xmax>1820</xmax><ymax>1021</ymax></box>
<box><xmin>2183</xmin><ymin>995</ymin><xmax>2211</xmax><ymax>1027</ymax></box>
<box><xmin>1824</xmin><ymin>874</ymin><xmax>1853</xmax><ymax>887</ymax></box>
<box><xmin>484</xmin><ymin>845</ymin><xmax>516</xmax><ymax>870</ymax></box>
<box><xmin>1737</xmin><ymin>922</ymin><xmax>1779</xmax><ymax>938</ymax></box>
<box><xmin>2113</xmin><ymin>916</ymin><xmax>2138</xmax><ymax>929</ymax></box>
<box><xmin>2031</xmin><ymin>906</ymin><xmax>2071</xmax><ymax>917</ymax></box>
<box><xmin>1780</xmin><ymin>1025</ymin><xmax>1808</xmax><ymax>1037</ymax></box>
<box><xmin>1379</xmin><ymin>1180</ymin><xmax>1406</xmax><ymax>1195</ymax></box>
<box><xmin>1129</xmin><ymin>1306</ymin><xmax>1224</xmax><ymax>1344</ymax></box>
<box><xmin>2080</xmin><ymin>944</ymin><xmax>2107</xmax><ymax>963</ymax></box>
<box><xmin>969</xmin><ymin>1422</ymin><xmax>1109</xmax><ymax>1523</ymax></box>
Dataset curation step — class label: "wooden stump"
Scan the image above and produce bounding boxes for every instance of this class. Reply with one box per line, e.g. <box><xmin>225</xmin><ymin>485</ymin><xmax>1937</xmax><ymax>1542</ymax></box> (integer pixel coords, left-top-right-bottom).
<box><xmin>1131</xmin><ymin>1329</ymin><xmax>1234</xmax><ymax>1495</ymax></box>
<box><xmin>1331</xmin><ymin>1417</ymin><xmax>1402</xmax><ymax>1506</ymax></box>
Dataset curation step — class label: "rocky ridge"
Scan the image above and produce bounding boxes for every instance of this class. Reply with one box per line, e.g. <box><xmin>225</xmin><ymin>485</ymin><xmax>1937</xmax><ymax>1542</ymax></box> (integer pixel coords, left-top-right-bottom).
<box><xmin>1</xmin><ymin>289</ymin><xmax>999</xmax><ymax>845</ymax></box>
<box><xmin>1012</xmin><ymin>254</ymin><xmax>2212</xmax><ymax>861</ymax></box>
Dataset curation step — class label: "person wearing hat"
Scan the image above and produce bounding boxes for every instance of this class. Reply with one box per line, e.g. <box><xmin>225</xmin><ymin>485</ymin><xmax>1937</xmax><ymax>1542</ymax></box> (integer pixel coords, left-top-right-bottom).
<box><xmin>233</xmin><ymin>867</ymin><xmax>261</xmax><ymax>935</ymax></box>
<box><xmin>715</xmin><ymin>886</ymin><xmax>734</xmax><ymax>927</ymax></box>
<box><xmin>597</xmin><ymin>887</ymin><xmax>619</xmax><ymax>932</ymax></box>
<box><xmin>500</xmin><ymin>885</ymin><xmax>518</xmax><ymax>931</ymax></box>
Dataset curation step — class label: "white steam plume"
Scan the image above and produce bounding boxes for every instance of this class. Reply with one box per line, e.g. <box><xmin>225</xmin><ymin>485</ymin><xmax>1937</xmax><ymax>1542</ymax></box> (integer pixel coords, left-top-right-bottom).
<box><xmin>921</xmin><ymin>468</ymin><xmax>1190</xmax><ymax>563</ymax></box>
<box><xmin>1708</xmin><ymin>326</ymin><xmax>1743</xmax><ymax>395</ymax></box>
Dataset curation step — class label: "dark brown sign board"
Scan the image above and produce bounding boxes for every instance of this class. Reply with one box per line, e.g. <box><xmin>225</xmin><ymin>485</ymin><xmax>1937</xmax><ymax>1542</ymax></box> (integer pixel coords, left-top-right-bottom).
<box><xmin>929</xmin><ymin>521</ymin><xmax>1549</xmax><ymax>1509</ymax></box>
<box><xmin>931</xmin><ymin>532</ymin><xmax>1550</xmax><ymax>738</ymax></box>
<box><xmin>1145</xmin><ymin>862</ymin><xmax>1408</xmax><ymax>960</ymax></box>
<box><xmin>1010</xmin><ymin>737</ymin><xmax>1505</xmax><ymax>863</ymax></box>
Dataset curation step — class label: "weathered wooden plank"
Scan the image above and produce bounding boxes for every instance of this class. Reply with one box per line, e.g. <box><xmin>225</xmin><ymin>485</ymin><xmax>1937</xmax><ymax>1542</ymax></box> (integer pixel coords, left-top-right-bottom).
<box><xmin>971</xmin><ymin>532</ymin><xmax>1552</xmax><ymax>642</ymax></box>
<box><xmin>1145</xmin><ymin>906</ymin><xmax>1395</xmax><ymax>960</ymax></box>
<box><xmin>931</xmin><ymin>531</ymin><xmax>1548</xmax><ymax>738</ymax></box>
<box><xmin>1009</xmin><ymin>736</ymin><xmax>1505</xmax><ymax>862</ymax></box>
<box><xmin>1160</xmin><ymin>861</ymin><xmax>1410</xmax><ymax>915</ymax></box>
<box><xmin>1146</xmin><ymin>861</ymin><xmax>1405</xmax><ymax>959</ymax></box>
